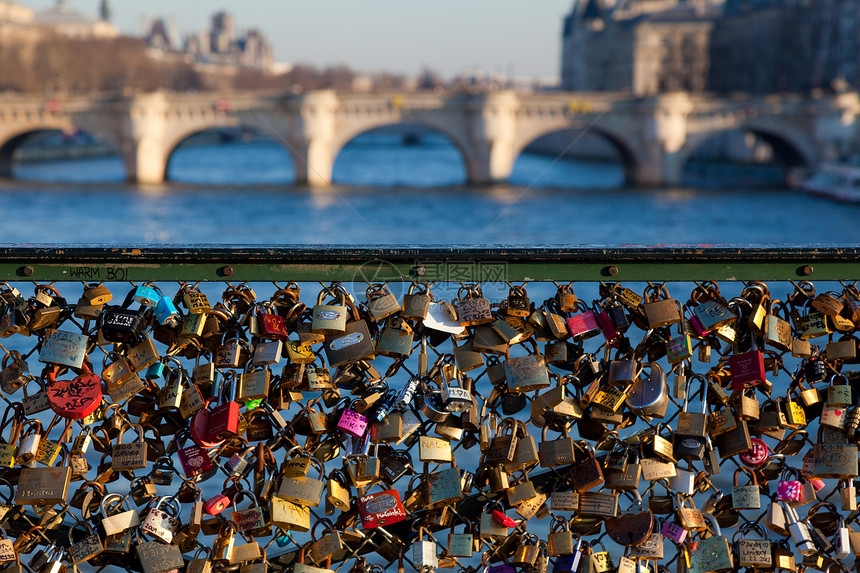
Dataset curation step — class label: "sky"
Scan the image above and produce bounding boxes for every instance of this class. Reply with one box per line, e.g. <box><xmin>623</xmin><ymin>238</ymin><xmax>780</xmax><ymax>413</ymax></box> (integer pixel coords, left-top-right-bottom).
<box><xmin>17</xmin><ymin>0</ymin><xmax>574</xmax><ymax>79</ymax></box>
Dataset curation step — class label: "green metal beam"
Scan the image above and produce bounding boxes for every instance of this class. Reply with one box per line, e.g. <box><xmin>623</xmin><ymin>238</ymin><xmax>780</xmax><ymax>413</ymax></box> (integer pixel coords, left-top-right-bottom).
<box><xmin>0</xmin><ymin>246</ymin><xmax>856</xmax><ymax>282</ymax></box>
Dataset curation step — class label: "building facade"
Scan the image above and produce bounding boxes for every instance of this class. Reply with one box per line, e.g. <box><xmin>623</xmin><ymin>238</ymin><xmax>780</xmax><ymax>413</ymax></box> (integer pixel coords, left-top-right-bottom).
<box><xmin>145</xmin><ymin>11</ymin><xmax>275</xmax><ymax>74</ymax></box>
<box><xmin>0</xmin><ymin>0</ymin><xmax>116</xmax><ymax>42</ymax></box>
<box><xmin>710</xmin><ymin>0</ymin><xmax>860</xmax><ymax>94</ymax></box>
<box><xmin>564</xmin><ymin>0</ymin><xmax>860</xmax><ymax>96</ymax></box>
<box><xmin>562</xmin><ymin>0</ymin><xmax>723</xmax><ymax>95</ymax></box>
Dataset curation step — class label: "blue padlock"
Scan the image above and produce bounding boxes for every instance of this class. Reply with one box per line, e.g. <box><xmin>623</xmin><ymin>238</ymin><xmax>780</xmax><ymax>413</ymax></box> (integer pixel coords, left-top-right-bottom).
<box><xmin>145</xmin><ymin>361</ymin><xmax>166</xmax><ymax>380</ymax></box>
<box><xmin>133</xmin><ymin>284</ymin><xmax>161</xmax><ymax>307</ymax></box>
<box><xmin>154</xmin><ymin>294</ymin><xmax>180</xmax><ymax>326</ymax></box>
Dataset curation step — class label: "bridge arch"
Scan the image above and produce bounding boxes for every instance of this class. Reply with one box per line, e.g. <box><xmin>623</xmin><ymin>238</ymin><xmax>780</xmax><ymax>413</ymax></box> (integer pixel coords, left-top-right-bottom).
<box><xmin>680</xmin><ymin>121</ymin><xmax>817</xmax><ymax>172</ymax></box>
<box><xmin>510</xmin><ymin>122</ymin><xmax>644</xmax><ymax>186</ymax></box>
<box><xmin>0</xmin><ymin>124</ymin><xmax>121</xmax><ymax>179</ymax></box>
<box><xmin>161</xmin><ymin>121</ymin><xmax>296</xmax><ymax>184</ymax></box>
<box><xmin>331</xmin><ymin>120</ymin><xmax>472</xmax><ymax>186</ymax></box>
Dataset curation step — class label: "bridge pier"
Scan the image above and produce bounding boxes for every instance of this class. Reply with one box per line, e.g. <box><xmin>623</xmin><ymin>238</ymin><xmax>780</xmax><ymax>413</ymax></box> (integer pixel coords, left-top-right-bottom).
<box><xmin>464</xmin><ymin>91</ymin><xmax>520</xmax><ymax>186</ymax></box>
<box><xmin>122</xmin><ymin>139</ymin><xmax>168</xmax><ymax>185</ymax></box>
<box><xmin>290</xmin><ymin>138</ymin><xmax>334</xmax><ymax>187</ymax></box>
<box><xmin>627</xmin><ymin>150</ymin><xmax>684</xmax><ymax>187</ymax></box>
<box><xmin>289</xmin><ymin>91</ymin><xmax>339</xmax><ymax>188</ymax></box>
<box><xmin>464</xmin><ymin>142</ymin><xmax>519</xmax><ymax>186</ymax></box>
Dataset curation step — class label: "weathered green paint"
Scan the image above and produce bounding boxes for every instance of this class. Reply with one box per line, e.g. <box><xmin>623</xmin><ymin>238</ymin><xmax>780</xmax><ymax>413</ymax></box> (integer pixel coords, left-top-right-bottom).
<box><xmin>0</xmin><ymin>247</ymin><xmax>855</xmax><ymax>282</ymax></box>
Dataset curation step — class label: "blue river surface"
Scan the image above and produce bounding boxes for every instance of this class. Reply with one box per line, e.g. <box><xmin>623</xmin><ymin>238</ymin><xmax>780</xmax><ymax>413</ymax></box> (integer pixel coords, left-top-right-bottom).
<box><xmin>1</xmin><ymin>133</ymin><xmax>858</xmax><ymax>246</ymax></box>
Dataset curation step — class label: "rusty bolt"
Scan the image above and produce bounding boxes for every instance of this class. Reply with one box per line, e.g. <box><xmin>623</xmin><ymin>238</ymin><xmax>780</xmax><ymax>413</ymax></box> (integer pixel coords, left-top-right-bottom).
<box><xmin>606</xmin><ymin>266</ymin><xmax>619</xmax><ymax>277</ymax></box>
<box><xmin>220</xmin><ymin>265</ymin><xmax>234</xmax><ymax>277</ymax></box>
<box><xmin>800</xmin><ymin>265</ymin><xmax>814</xmax><ymax>276</ymax></box>
<box><xmin>410</xmin><ymin>266</ymin><xmax>426</xmax><ymax>277</ymax></box>
<box><xmin>21</xmin><ymin>265</ymin><xmax>34</xmax><ymax>277</ymax></box>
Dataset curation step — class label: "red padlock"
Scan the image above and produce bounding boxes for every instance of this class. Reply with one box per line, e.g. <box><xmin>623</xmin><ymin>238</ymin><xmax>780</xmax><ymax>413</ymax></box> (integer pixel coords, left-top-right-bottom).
<box><xmin>739</xmin><ymin>437</ymin><xmax>770</xmax><ymax>468</ymax></box>
<box><xmin>45</xmin><ymin>362</ymin><xmax>103</xmax><ymax>420</ymax></box>
<box><xmin>491</xmin><ymin>509</ymin><xmax>517</xmax><ymax>528</ymax></box>
<box><xmin>729</xmin><ymin>349</ymin><xmax>766</xmax><ymax>390</ymax></box>
<box><xmin>258</xmin><ymin>302</ymin><xmax>289</xmax><ymax>341</ymax></box>
<box><xmin>358</xmin><ymin>489</ymin><xmax>406</xmax><ymax>529</ymax></box>
<box><xmin>594</xmin><ymin>305</ymin><xmax>620</xmax><ymax>348</ymax></box>
<box><xmin>206</xmin><ymin>372</ymin><xmax>240</xmax><ymax>442</ymax></box>
<box><xmin>203</xmin><ymin>493</ymin><xmax>231</xmax><ymax>516</ymax></box>
<box><xmin>566</xmin><ymin>301</ymin><xmax>600</xmax><ymax>339</ymax></box>
<box><xmin>178</xmin><ymin>444</ymin><xmax>214</xmax><ymax>480</ymax></box>
<box><xmin>190</xmin><ymin>400</ymin><xmax>223</xmax><ymax>449</ymax></box>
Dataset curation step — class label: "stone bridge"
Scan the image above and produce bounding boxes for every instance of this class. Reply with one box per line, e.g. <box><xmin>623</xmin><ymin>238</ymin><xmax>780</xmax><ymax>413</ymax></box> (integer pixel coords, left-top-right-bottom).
<box><xmin>1</xmin><ymin>90</ymin><xmax>858</xmax><ymax>186</ymax></box>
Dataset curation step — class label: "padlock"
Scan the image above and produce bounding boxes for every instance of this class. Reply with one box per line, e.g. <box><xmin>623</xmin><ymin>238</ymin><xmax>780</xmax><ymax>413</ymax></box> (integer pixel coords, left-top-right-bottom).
<box><xmin>100</xmin><ymin>288</ymin><xmax>147</xmax><ymax>344</ymax></box>
<box><xmin>401</xmin><ymin>282</ymin><xmax>431</xmax><ymax>320</ymax></box>
<box><xmin>111</xmin><ymin>423</ymin><xmax>148</xmax><ymax>471</ymax></box>
<box><xmin>783</xmin><ymin>501</ymin><xmax>816</xmax><ymax>555</ymax></box>
<box><xmin>566</xmin><ymin>300</ymin><xmax>600</xmax><ymax>339</ymax></box>
<box><xmin>676</xmin><ymin>374</ymin><xmax>708</xmax><ymax>438</ymax></box>
<box><xmin>277</xmin><ymin>453</ymin><xmax>325</xmax><ymax>507</ymax></box>
<box><xmin>731</xmin><ymin>467</ymin><xmax>761</xmax><ymax>510</ymax></box>
<box><xmin>230</xmin><ymin>489</ymin><xmax>267</xmax><ymax>533</ymax></box>
<box><xmin>365</xmin><ymin>283</ymin><xmax>401</xmax><ymax>322</ymax></box>
<box><xmin>642</xmin><ymin>284</ymin><xmax>680</xmax><ymax>328</ymax></box>
<box><xmin>377</xmin><ymin>316</ymin><xmax>414</xmax><ymax>359</ymax></box>
<box><xmin>15</xmin><ymin>419</ymin><xmax>42</xmax><ymax>465</ymax></box>
<box><xmin>100</xmin><ymin>492</ymin><xmax>139</xmax><ymax>537</ymax></box>
<box><xmin>0</xmin><ymin>349</ymin><xmax>28</xmax><ymax>394</ymax></box>
<box><xmin>206</xmin><ymin>371</ymin><xmax>241</xmax><ymax>442</ymax></box>
<box><xmin>733</xmin><ymin>521</ymin><xmax>772</xmax><ymax>568</ymax></box>
<box><xmin>439</xmin><ymin>362</ymin><xmax>472</xmax><ymax>413</ymax></box>
<box><xmin>140</xmin><ymin>495</ymin><xmax>181</xmax><ymax>543</ymax></box>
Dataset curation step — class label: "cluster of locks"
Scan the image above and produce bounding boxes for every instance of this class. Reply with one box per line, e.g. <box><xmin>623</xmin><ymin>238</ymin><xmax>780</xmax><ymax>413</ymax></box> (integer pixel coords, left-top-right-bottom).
<box><xmin>0</xmin><ymin>276</ymin><xmax>857</xmax><ymax>573</ymax></box>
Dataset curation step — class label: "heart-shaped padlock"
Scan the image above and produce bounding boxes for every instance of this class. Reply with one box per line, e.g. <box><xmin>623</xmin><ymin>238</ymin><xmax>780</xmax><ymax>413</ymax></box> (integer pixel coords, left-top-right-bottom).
<box><xmin>605</xmin><ymin>491</ymin><xmax>654</xmax><ymax>546</ymax></box>
<box><xmin>46</xmin><ymin>363</ymin><xmax>102</xmax><ymax>419</ymax></box>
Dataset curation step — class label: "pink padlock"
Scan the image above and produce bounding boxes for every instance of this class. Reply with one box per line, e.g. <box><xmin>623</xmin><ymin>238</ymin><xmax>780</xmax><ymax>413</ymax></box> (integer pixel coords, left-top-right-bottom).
<box><xmin>687</xmin><ymin>314</ymin><xmax>709</xmax><ymax>338</ymax></box>
<box><xmin>776</xmin><ymin>480</ymin><xmax>802</xmax><ymax>502</ymax></box>
<box><xmin>337</xmin><ymin>405</ymin><xmax>368</xmax><ymax>438</ymax></box>
<box><xmin>662</xmin><ymin>521</ymin><xmax>687</xmax><ymax>544</ymax></box>
<box><xmin>739</xmin><ymin>437</ymin><xmax>770</xmax><ymax>467</ymax></box>
<box><xmin>594</xmin><ymin>309</ymin><xmax>620</xmax><ymax>348</ymax></box>
<box><xmin>566</xmin><ymin>309</ymin><xmax>600</xmax><ymax>339</ymax></box>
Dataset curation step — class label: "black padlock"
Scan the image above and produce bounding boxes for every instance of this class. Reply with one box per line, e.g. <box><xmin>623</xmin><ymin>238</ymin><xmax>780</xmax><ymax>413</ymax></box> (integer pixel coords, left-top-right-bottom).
<box><xmin>380</xmin><ymin>450</ymin><xmax>412</xmax><ymax>485</ymax></box>
<box><xmin>674</xmin><ymin>433</ymin><xmax>705</xmax><ymax>462</ymax></box>
<box><xmin>100</xmin><ymin>288</ymin><xmax>147</xmax><ymax>344</ymax></box>
<box><xmin>606</xmin><ymin>303</ymin><xmax>630</xmax><ymax>331</ymax></box>
<box><xmin>702</xmin><ymin>436</ymin><xmax>721</xmax><ymax>475</ymax></box>
<box><xmin>506</xmin><ymin>286</ymin><xmax>530</xmax><ymax>318</ymax></box>
<box><xmin>804</xmin><ymin>356</ymin><xmax>827</xmax><ymax>383</ymax></box>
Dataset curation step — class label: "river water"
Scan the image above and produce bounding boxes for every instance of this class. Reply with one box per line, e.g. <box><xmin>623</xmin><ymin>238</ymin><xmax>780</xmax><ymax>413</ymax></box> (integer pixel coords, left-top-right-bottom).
<box><xmin>3</xmin><ymin>133</ymin><xmax>859</xmax><ymax>246</ymax></box>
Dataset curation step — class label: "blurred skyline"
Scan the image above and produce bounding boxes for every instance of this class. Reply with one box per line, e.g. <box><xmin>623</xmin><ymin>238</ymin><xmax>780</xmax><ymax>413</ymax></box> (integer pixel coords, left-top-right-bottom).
<box><xmin>15</xmin><ymin>0</ymin><xmax>572</xmax><ymax>79</ymax></box>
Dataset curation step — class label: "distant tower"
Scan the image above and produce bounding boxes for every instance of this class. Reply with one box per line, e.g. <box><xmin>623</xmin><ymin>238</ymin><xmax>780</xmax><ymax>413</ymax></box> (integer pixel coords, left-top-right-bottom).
<box><xmin>168</xmin><ymin>14</ymin><xmax>179</xmax><ymax>49</ymax></box>
<box><xmin>100</xmin><ymin>0</ymin><xmax>111</xmax><ymax>22</ymax></box>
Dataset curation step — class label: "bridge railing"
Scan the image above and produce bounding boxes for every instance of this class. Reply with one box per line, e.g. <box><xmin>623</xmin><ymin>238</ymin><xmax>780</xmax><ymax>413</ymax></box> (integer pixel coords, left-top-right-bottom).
<box><xmin>0</xmin><ymin>247</ymin><xmax>858</xmax><ymax>572</ymax></box>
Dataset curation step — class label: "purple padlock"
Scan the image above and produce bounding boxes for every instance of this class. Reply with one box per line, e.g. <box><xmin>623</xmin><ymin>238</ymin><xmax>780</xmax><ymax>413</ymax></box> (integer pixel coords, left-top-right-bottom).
<box><xmin>337</xmin><ymin>408</ymin><xmax>368</xmax><ymax>438</ymax></box>
<box><xmin>662</xmin><ymin>521</ymin><xmax>687</xmax><ymax>544</ymax></box>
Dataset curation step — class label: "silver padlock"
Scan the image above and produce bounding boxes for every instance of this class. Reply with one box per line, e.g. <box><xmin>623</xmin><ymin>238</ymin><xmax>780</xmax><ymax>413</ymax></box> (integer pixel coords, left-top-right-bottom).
<box><xmin>40</xmin><ymin>544</ymin><xmax>68</xmax><ymax>573</ymax></box>
<box><xmin>226</xmin><ymin>446</ymin><xmax>255</xmax><ymax>478</ymax></box>
<box><xmin>783</xmin><ymin>502</ymin><xmax>815</xmax><ymax>555</ymax></box>
<box><xmin>412</xmin><ymin>527</ymin><xmax>438</xmax><ymax>571</ymax></box>
<box><xmin>140</xmin><ymin>496</ymin><xmax>181</xmax><ymax>544</ymax></box>
<box><xmin>668</xmin><ymin>467</ymin><xmax>696</xmax><ymax>495</ymax></box>
<box><xmin>16</xmin><ymin>419</ymin><xmax>42</xmax><ymax>465</ymax></box>
<box><xmin>441</xmin><ymin>365</ymin><xmax>473</xmax><ymax>413</ymax></box>
<box><xmin>834</xmin><ymin>515</ymin><xmax>851</xmax><ymax>559</ymax></box>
